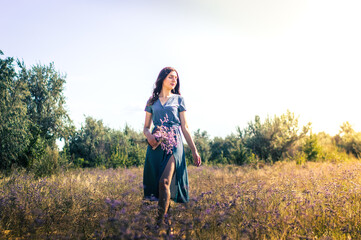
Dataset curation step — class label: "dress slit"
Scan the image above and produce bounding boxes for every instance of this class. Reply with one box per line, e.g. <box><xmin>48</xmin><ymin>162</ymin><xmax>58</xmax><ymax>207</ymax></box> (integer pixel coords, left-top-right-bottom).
<box><xmin>159</xmin><ymin>154</ymin><xmax>177</xmax><ymax>200</ymax></box>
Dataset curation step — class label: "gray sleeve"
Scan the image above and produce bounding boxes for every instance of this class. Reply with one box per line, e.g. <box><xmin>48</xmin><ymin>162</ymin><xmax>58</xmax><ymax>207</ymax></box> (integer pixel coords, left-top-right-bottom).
<box><xmin>145</xmin><ymin>105</ymin><xmax>152</xmax><ymax>113</ymax></box>
<box><xmin>178</xmin><ymin>96</ymin><xmax>186</xmax><ymax>112</ymax></box>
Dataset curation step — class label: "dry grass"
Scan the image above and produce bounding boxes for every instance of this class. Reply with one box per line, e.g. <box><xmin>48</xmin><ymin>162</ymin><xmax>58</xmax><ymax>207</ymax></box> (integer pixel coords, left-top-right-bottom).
<box><xmin>1</xmin><ymin>161</ymin><xmax>361</xmax><ymax>239</ymax></box>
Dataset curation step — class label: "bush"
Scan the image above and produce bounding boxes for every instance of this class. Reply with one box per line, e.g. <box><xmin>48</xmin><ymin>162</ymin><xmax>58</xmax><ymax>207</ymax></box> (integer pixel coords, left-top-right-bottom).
<box><xmin>238</xmin><ymin>111</ymin><xmax>310</xmax><ymax>163</ymax></box>
<box><xmin>69</xmin><ymin>118</ymin><xmax>147</xmax><ymax>168</ymax></box>
<box><xmin>31</xmin><ymin>146</ymin><xmax>59</xmax><ymax>178</ymax></box>
<box><xmin>302</xmin><ymin>134</ymin><xmax>322</xmax><ymax>161</ymax></box>
<box><xmin>335</xmin><ymin>122</ymin><xmax>361</xmax><ymax>158</ymax></box>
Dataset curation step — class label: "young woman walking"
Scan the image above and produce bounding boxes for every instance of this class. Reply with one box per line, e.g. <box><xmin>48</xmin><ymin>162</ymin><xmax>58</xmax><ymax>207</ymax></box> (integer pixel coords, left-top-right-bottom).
<box><xmin>143</xmin><ymin>67</ymin><xmax>201</xmax><ymax>225</ymax></box>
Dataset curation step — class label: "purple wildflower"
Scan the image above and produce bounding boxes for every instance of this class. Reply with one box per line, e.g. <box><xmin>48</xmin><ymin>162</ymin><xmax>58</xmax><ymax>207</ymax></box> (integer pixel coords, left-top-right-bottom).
<box><xmin>153</xmin><ymin>114</ymin><xmax>179</xmax><ymax>154</ymax></box>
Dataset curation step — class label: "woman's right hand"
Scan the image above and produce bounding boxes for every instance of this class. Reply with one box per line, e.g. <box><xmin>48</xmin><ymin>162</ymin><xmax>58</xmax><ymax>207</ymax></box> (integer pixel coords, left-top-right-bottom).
<box><xmin>147</xmin><ymin>134</ymin><xmax>159</xmax><ymax>149</ymax></box>
<box><xmin>193</xmin><ymin>151</ymin><xmax>201</xmax><ymax>167</ymax></box>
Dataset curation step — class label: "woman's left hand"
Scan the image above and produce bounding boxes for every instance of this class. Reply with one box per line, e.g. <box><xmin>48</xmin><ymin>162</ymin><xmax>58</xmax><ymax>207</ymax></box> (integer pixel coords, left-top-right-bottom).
<box><xmin>192</xmin><ymin>151</ymin><xmax>201</xmax><ymax>167</ymax></box>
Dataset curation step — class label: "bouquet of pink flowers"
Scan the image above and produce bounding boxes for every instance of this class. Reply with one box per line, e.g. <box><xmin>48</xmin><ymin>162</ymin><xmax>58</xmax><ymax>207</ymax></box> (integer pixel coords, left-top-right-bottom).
<box><xmin>152</xmin><ymin>114</ymin><xmax>179</xmax><ymax>154</ymax></box>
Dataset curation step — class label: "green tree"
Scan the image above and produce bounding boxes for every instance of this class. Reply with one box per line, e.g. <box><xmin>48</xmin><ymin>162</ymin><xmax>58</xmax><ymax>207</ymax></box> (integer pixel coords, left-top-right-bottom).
<box><xmin>120</xmin><ymin>124</ymin><xmax>147</xmax><ymax>167</ymax></box>
<box><xmin>0</xmin><ymin>52</ymin><xmax>30</xmax><ymax>169</ymax></box>
<box><xmin>69</xmin><ymin>119</ymin><xmax>147</xmax><ymax>168</ymax></box>
<box><xmin>69</xmin><ymin>117</ymin><xmax>111</xmax><ymax>167</ymax></box>
<box><xmin>302</xmin><ymin>133</ymin><xmax>322</xmax><ymax>161</ymax></box>
<box><xmin>14</xmin><ymin>60</ymin><xmax>73</xmax><ymax>168</ymax></box>
<box><xmin>238</xmin><ymin>111</ymin><xmax>310</xmax><ymax>162</ymax></box>
<box><xmin>23</xmin><ymin>62</ymin><xmax>72</xmax><ymax>141</ymax></box>
<box><xmin>1</xmin><ymin>51</ymin><xmax>73</xmax><ymax>171</ymax></box>
<box><xmin>209</xmin><ymin>137</ymin><xmax>229</xmax><ymax>164</ymax></box>
<box><xmin>224</xmin><ymin>134</ymin><xmax>250</xmax><ymax>165</ymax></box>
<box><xmin>193</xmin><ymin>129</ymin><xmax>211</xmax><ymax>164</ymax></box>
<box><xmin>335</xmin><ymin>122</ymin><xmax>361</xmax><ymax>158</ymax></box>
<box><xmin>207</xmin><ymin>134</ymin><xmax>251</xmax><ymax>165</ymax></box>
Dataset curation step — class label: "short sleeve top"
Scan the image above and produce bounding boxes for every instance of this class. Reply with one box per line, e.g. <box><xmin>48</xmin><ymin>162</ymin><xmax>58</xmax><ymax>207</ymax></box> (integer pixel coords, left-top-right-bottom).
<box><xmin>144</xmin><ymin>94</ymin><xmax>186</xmax><ymax>128</ymax></box>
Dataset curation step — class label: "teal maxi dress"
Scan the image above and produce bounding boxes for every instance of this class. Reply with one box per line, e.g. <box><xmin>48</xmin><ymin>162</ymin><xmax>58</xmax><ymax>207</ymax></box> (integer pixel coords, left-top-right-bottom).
<box><xmin>143</xmin><ymin>94</ymin><xmax>189</xmax><ymax>203</ymax></box>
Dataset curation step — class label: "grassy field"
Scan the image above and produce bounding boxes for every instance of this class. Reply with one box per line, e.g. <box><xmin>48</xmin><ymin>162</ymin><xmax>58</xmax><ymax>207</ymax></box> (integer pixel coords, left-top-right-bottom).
<box><xmin>1</xmin><ymin>161</ymin><xmax>361</xmax><ymax>239</ymax></box>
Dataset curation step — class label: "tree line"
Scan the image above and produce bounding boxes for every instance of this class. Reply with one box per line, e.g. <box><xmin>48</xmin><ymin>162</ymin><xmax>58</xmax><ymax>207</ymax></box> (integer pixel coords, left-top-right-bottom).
<box><xmin>1</xmin><ymin>51</ymin><xmax>361</xmax><ymax>176</ymax></box>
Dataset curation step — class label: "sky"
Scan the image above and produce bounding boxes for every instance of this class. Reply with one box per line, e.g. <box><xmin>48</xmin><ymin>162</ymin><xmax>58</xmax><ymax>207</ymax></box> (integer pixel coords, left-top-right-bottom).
<box><xmin>2</xmin><ymin>0</ymin><xmax>361</xmax><ymax>140</ymax></box>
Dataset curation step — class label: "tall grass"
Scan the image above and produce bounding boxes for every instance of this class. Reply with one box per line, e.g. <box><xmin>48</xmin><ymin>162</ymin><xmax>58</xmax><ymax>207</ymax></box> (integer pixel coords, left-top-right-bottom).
<box><xmin>1</xmin><ymin>161</ymin><xmax>361</xmax><ymax>239</ymax></box>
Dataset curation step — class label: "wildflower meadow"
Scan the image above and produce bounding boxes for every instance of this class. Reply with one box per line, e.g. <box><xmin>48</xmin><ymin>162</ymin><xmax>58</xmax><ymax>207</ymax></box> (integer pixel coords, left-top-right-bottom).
<box><xmin>3</xmin><ymin>51</ymin><xmax>361</xmax><ymax>239</ymax></box>
<box><xmin>2</xmin><ymin>160</ymin><xmax>361</xmax><ymax>239</ymax></box>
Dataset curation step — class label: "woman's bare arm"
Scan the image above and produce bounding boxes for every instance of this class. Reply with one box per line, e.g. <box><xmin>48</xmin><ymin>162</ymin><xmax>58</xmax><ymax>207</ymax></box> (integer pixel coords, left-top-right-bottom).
<box><xmin>180</xmin><ymin>111</ymin><xmax>201</xmax><ymax>166</ymax></box>
<box><xmin>143</xmin><ymin>112</ymin><xmax>158</xmax><ymax>148</ymax></box>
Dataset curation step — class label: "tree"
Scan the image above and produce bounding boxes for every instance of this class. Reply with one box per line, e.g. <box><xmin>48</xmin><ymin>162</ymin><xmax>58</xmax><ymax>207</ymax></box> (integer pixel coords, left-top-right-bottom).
<box><xmin>69</xmin><ymin>118</ymin><xmax>147</xmax><ymax>168</ymax></box>
<box><xmin>1</xmin><ymin>51</ymin><xmax>73</xmax><ymax>170</ymax></box>
<box><xmin>69</xmin><ymin>117</ymin><xmax>111</xmax><ymax>167</ymax></box>
<box><xmin>238</xmin><ymin>111</ymin><xmax>310</xmax><ymax>162</ymax></box>
<box><xmin>224</xmin><ymin>134</ymin><xmax>250</xmax><ymax>165</ymax></box>
<box><xmin>302</xmin><ymin>133</ymin><xmax>322</xmax><ymax>161</ymax></box>
<box><xmin>0</xmin><ymin>52</ymin><xmax>30</xmax><ymax>169</ymax></box>
<box><xmin>335</xmin><ymin>122</ymin><xmax>361</xmax><ymax>158</ymax></box>
<box><xmin>193</xmin><ymin>129</ymin><xmax>211</xmax><ymax>164</ymax></box>
<box><xmin>23</xmin><ymin>62</ymin><xmax>72</xmax><ymax>143</ymax></box>
<box><xmin>18</xmin><ymin>61</ymin><xmax>73</xmax><ymax>166</ymax></box>
<box><xmin>209</xmin><ymin>137</ymin><xmax>229</xmax><ymax>164</ymax></box>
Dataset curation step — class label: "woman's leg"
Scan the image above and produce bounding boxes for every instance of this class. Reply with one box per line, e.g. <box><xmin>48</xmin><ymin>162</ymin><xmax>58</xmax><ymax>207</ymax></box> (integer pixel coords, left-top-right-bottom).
<box><xmin>158</xmin><ymin>155</ymin><xmax>175</xmax><ymax>223</ymax></box>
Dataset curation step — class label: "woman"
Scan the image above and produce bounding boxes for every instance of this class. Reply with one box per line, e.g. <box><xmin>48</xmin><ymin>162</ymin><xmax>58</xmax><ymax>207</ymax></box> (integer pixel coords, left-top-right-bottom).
<box><xmin>143</xmin><ymin>67</ymin><xmax>201</xmax><ymax>225</ymax></box>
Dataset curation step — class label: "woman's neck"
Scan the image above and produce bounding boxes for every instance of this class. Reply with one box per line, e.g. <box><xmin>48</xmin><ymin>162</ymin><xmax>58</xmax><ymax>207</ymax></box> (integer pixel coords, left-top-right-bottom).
<box><xmin>159</xmin><ymin>89</ymin><xmax>173</xmax><ymax>98</ymax></box>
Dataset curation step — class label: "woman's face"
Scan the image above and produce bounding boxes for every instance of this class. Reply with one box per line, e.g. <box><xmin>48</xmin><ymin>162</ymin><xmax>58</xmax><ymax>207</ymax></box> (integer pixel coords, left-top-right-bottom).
<box><xmin>163</xmin><ymin>71</ymin><xmax>178</xmax><ymax>91</ymax></box>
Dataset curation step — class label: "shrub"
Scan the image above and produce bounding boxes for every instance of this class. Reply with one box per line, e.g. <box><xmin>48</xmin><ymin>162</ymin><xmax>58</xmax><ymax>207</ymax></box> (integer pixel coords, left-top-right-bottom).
<box><xmin>302</xmin><ymin>133</ymin><xmax>322</xmax><ymax>161</ymax></box>
<box><xmin>31</xmin><ymin>146</ymin><xmax>59</xmax><ymax>177</ymax></box>
<box><xmin>335</xmin><ymin>122</ymin><xmax>361</xmax><ymax>158</ymax></box>
<box><xmin>238</xmin><ymin>110</ymin><xmax>311</xmax><ymax>163</ymax></box>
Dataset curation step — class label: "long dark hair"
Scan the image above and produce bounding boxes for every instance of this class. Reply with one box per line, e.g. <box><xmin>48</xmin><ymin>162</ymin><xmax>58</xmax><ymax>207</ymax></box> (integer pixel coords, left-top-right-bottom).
<box><xmin>147</xmin><ymin>67</ymin><xmax>181</xmax><ymax>106</ymax></box>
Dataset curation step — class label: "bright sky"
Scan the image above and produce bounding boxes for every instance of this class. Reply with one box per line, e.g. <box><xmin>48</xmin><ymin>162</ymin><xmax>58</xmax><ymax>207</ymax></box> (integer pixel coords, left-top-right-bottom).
<box><xmin>2</xmin><ymin>0</ymin><xmax>361</xmax><ymax>139</ymax></box>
